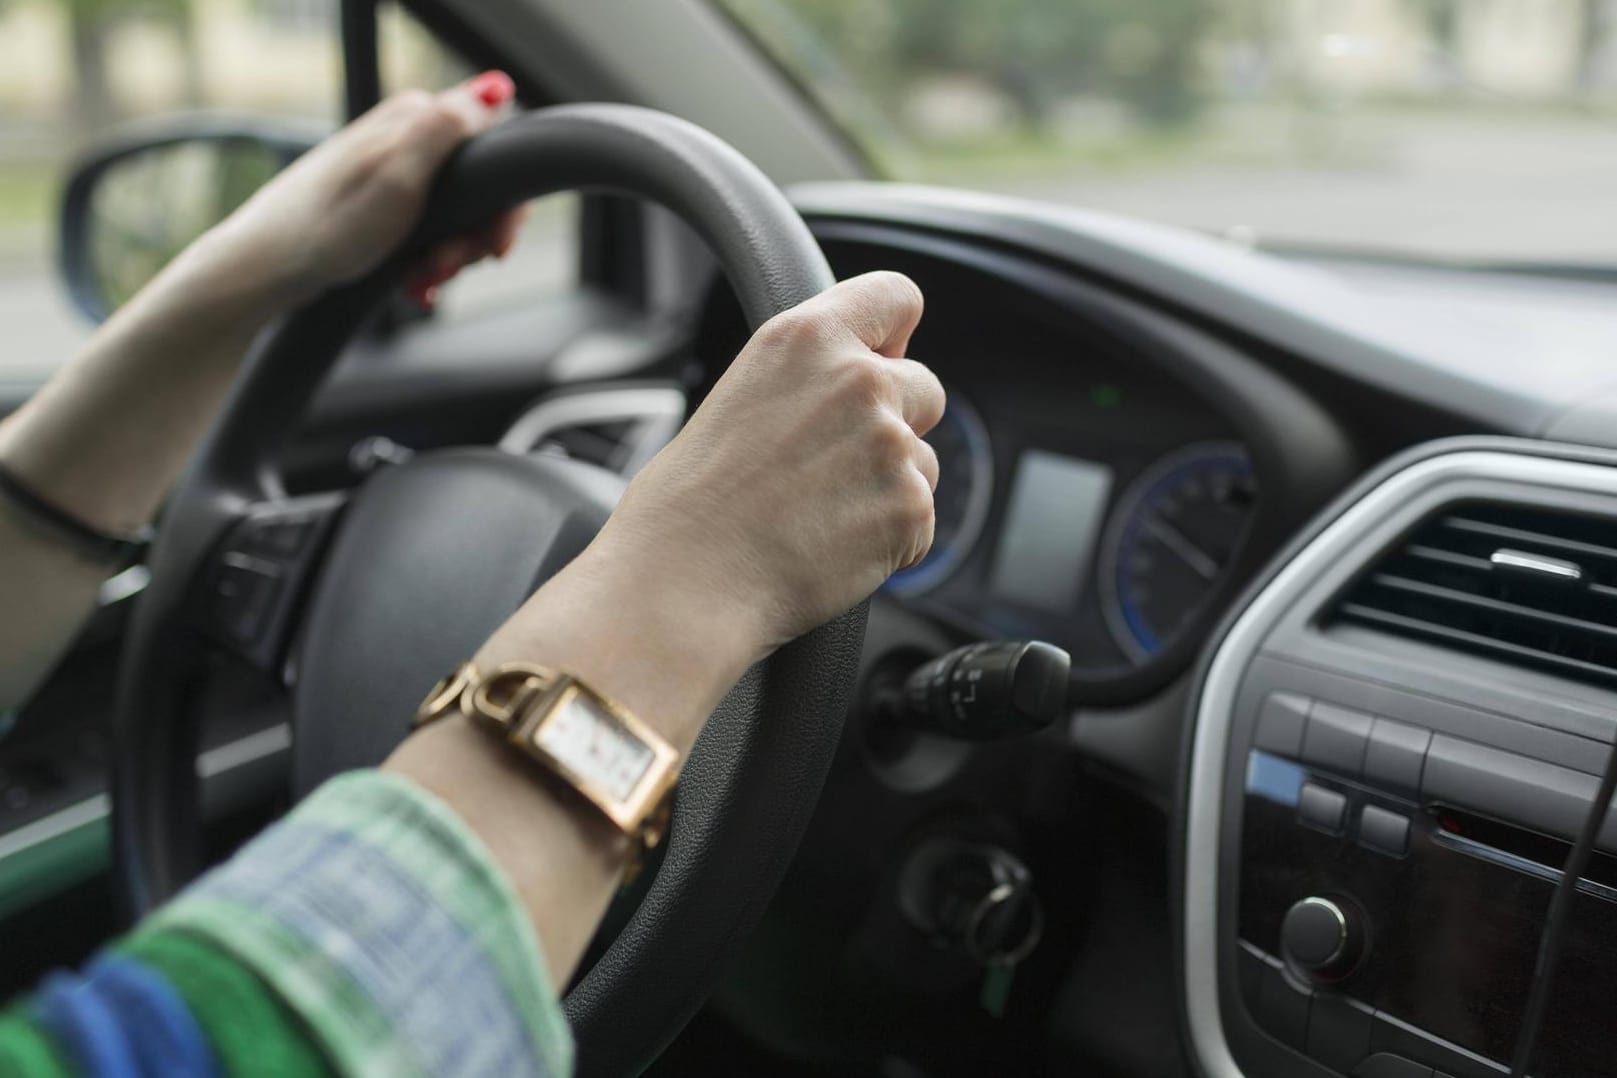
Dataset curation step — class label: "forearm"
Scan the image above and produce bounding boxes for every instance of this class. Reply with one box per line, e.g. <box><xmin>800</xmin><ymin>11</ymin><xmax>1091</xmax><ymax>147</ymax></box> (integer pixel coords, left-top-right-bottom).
<box><xmin>0</xmin><ymin>225</ymin><xmax>295</xmax><ymax>711</ymax></box>
<box><xmin>0</xmin><ymin>221</ymin><xmax>294</xmax><ymax>532</ymax></box>
<box><xmin>384</xmin><ymin>534</ymin><xmax>759</xmax><ymax>986</ymax></box>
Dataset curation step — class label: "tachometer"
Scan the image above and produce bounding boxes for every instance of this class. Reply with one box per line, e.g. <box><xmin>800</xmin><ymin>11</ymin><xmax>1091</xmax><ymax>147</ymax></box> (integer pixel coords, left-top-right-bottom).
<box><xmin>1099</xmin><ymin>442</ymin><xmax>1256</xmax><ymax>661</ymax></box>
<box><xmin>887</xmin><ymin>391</ymin><xmax>993</xmax><ymax>597</ymax></box>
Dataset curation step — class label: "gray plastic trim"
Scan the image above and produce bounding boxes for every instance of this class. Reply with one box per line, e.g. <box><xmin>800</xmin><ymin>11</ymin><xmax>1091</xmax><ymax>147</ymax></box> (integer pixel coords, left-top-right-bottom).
<box><xmin>1183</xmin><ymin>449</ymin><xmax>1617</xmax><ymax>1078</ymax></box>
<box><xmin>437</xmin><ymin>0</ymin><xmax>865</xmax><ymax>184</ymax></box>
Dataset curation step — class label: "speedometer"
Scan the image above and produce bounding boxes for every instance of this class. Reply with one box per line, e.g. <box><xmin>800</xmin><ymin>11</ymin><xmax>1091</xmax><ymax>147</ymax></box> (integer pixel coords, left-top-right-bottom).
<box><xmin>886</xmin><ymin>391</ymin><xmax>993</xmax><ymax>597</ymax></box>
<box><xmin>1099</xmin><ymin>442</ymin><xmax>1256</xmax><ymax>662</ymax></box>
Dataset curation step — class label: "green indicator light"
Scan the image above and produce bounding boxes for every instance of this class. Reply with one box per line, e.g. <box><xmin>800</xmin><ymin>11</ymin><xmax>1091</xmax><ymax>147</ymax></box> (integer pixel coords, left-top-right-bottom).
<box><xmin>1091</xmin><ymin>383</ymin><xmax>1123</xmax><ymax>409</ymax></box>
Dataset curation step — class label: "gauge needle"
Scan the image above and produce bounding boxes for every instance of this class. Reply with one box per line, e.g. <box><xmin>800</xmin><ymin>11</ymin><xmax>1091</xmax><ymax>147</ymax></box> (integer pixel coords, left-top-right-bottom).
<box><xmin>1144</xmin><ymin>514</ymin><xmax>1220</xmax><ymax>580</ymax></box>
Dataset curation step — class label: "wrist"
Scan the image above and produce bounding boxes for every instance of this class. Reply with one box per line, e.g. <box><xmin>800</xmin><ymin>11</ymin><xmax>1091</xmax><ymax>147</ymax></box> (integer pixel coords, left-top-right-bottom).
<box><xmin>472</xmin><ymin>535</ymin><xmax>762</xmax><ymax>755</ymax></box>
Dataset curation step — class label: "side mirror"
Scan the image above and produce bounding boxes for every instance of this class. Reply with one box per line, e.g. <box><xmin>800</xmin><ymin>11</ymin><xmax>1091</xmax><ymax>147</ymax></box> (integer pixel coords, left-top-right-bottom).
<box><xmin>58</xmin><ymin>120</ymin><xmax>319</xmax><ymax>323</ymax></box>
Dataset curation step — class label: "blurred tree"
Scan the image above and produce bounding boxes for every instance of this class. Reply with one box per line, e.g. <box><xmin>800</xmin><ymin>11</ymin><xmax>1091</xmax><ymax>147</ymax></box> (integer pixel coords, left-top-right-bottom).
<box><xmin>1574</xmin><ymin>0</ymin><xmax>1614</xmax><ymax>93</ymax></box>
<box><xmin>59</xmin><ymin>0</ymin><xmax>200</xmax><ymax>132</ymax></box>
<box><xmin>725</xmin><ymin>0</ymin><xmax>1216</xmax><ymax>132</ymax></box>
<box><xmin>1402</xmin><ymin>0</ymin><xmax>1465</xmax><ymax>86</ymax></box>
<box><xmin>800</xmin><ymin>0</ymin><xmax>1213</xmax><ymax>129</ymax></box>
<box><xmin>1092</xmin><ymin>0</ymin><xmax>1214</xmax><ymax>125</ymax></box>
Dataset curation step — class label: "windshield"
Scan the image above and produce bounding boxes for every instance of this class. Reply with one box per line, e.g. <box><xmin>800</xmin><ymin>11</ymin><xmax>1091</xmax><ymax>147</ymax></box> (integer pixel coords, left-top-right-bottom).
<box><xmin>719</xmin><ymin>0</ymin><xmax>1617</xmax><ymax>267</ymax></box>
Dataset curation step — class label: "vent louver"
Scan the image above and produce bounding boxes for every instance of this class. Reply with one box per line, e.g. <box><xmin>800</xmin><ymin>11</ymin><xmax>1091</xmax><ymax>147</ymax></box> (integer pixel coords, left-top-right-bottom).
<box><xmin>1332</xmin><ymin>502</ymin><xmax>1617</xmax><ymax>688</ymax></box>
<box><xmin>536</xmin><ymin>419</ymin><xmax>639</xmax><ymax>471</ymax></box>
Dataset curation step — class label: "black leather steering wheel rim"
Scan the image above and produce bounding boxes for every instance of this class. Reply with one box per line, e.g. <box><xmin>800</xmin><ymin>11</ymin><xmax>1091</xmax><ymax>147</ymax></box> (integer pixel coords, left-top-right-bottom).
<box><xmin>112</xmin><ymin>104</ymin><xmax>861</xmax><ymax>1077</ymax></box>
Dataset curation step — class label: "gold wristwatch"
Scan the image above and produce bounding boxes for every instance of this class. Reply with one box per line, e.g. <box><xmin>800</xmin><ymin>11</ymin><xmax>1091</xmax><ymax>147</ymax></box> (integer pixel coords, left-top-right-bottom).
<box><xmin>414</xmin><ymin>662</ymin><xmax>680</xmax><ymax>864</ymax></box>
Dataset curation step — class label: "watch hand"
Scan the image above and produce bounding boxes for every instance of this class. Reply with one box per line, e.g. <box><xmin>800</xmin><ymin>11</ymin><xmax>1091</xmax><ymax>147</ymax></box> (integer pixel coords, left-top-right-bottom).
<box><xmin>1144</xmin><ymin>514</ymin><xmax>1219</xmax><ymax>581</ymax></box>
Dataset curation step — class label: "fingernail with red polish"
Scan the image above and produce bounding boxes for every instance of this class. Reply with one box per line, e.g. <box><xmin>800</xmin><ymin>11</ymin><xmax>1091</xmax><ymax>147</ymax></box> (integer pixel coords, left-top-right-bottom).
<box><xmin>469</xmin><ymin>70</ymin><xmax>515</xmax><ymax>108</ymax></box>
<box><xmin>407</xmin><ymin>279</ymin><xmax>437</xmax><ymax>311</ymax></box>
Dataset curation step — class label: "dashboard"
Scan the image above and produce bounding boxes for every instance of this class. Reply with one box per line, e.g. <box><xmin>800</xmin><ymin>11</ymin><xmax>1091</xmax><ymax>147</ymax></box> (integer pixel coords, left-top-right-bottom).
<box><xmin>700</xmin><ymin>233</ymin><xmax>1280</xmax><ymax>690</ymax></box>
<box><xmin>9</xmin><ymin>178</ymin><xmax>1617</xmax><ymax>1078</ymax></box>
<box><xmin>689</xmin><ymin>187</ymin><xmax>1617</xmax><ymax>1077</ymax></box>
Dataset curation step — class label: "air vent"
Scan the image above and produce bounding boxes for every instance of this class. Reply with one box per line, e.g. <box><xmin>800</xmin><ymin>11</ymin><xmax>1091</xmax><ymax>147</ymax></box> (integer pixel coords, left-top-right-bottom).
<box><xmin>535</xmin><ymin>419</ymin><xmax>640</xmax><ymax>471</ymax></box>
<box><xmin>498</xmin><ymin>386</ymin><xmax>686</xmax><ymax>476</ymax></box>
<box><xmin>1332</xmin><ymin>502</ymin><xmax>1617</xmax><ymax>688</ymax></box>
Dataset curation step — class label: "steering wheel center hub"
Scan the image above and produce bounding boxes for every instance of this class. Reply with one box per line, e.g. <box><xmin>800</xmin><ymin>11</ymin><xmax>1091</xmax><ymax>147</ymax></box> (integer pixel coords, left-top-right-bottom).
<box><xmin>290</xmin><ymin>448</ymin><xmax>622</xmax><ymax>794</ymax></box>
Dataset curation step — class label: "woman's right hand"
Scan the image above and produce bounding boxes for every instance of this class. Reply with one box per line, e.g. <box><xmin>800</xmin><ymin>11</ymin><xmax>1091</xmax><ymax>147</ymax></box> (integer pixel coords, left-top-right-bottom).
<box><xmin>603</xmin><ymin>270</ymin><xmax>944</xmax><ymax>655</ymax></box>
<box><xmin>470</xmin><ymin>271</ymin><xmax>942</xmax><ymax>751</ymax></box>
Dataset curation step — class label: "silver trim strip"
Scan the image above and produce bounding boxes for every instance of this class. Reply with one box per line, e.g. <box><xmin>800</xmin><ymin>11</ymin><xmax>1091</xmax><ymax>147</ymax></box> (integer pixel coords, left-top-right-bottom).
<box><xmin>1184</xmin><ymin>450</ymin><xmax>1617</xmax><ymax>1077</ymax></box>
<box><xmin>0</xmin><ymin>793</ymin><xmax>109</xmax><ymax>863</ymax></box>
<box><xmin>98</xmin><ymin>564</ymin><xmax>150</xmax><ymax>607</ymax></box>
<box><xmin>499</xmin><ymin>386</ymin><xmax>685</xmax><ymax>477</ymax></box>
<box><xmin>196</xmin><ymin>723</ymin><xmax>293</xmax><ymax>780</ymax></box>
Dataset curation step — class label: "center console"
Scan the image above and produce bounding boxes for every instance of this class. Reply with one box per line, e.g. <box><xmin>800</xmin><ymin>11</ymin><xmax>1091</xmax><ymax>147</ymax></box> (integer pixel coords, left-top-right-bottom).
<box><xmin>1182</xmin><ymin>441</ymin><xmax>1617</xmax><ymax>1078</ymax></box>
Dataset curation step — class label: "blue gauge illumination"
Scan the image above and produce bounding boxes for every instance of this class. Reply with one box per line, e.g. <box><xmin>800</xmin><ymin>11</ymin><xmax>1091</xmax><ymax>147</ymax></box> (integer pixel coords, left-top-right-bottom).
<box><xmin>1099</xmin><ymin>442</ymin><xmax>1256</xmax><ymax>661</ymax></box>
<box><xmin>886</xmin><ymin>393</ymin><xmax>993</xmax><ymax>597</ymax></box>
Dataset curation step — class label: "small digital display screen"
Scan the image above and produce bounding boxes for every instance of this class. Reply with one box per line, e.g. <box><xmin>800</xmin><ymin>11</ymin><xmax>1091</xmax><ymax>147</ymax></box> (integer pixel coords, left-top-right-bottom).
<box><xmin>989</xmin><ymin>450</ymin><xmax>1113</xmax><ymax>613</ymax></box>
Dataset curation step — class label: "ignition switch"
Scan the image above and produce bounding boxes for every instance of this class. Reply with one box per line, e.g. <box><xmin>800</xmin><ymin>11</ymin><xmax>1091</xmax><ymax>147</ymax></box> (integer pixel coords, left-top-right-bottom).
<box><xmin>896</xmin><ymin>837</ymin><xmax>1044</xmax><ymax>1016</ymax></box>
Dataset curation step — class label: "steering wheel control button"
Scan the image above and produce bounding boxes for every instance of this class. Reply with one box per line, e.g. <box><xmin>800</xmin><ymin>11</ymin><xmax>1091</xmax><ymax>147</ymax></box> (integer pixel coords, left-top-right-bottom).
<box><xmin>260</xmin><ymin>517</ymin><xmax>314</xmax><ymax>557</ymax></box>
<box><xmin>1302</xmin><ymin>701</ymin><xmax>1374</xmax><ymax>778</ymax></box>
<box><xmin>1255</xmin><ymin>692</ymin><xmax>1310</xmax><ymax>758</ymax></box>
<box><xmin>211</xmin><ymin>552</ymin><xmax>284</xmax><ymax>645</ymax></box>
<box><xmin>1353</xmin><ymin>1053</ymin><xmax>1434</xmax><ymax>1078</ymax></box>
<box><xmin>1358</xmin><ymin>805</ymin><xmax>1411</xmax><ymax>857</ymax></box>
<box><xmin>1363</xmin><ymin>718</ymin><xmax>1431</xmax><ymax>797</ymax></box>
<box><xmin>1298</xmin><ymin>782</ymin><xmax>1348</xmax><ymax>835</ymax></box>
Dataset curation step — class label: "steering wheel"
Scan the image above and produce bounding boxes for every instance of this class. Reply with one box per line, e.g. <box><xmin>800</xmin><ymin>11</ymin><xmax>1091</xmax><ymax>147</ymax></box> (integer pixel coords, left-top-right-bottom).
<box><xmin>112</xmin><ymin>105</ymin><xmax>861</xmax><ymax>1077</ymax></box>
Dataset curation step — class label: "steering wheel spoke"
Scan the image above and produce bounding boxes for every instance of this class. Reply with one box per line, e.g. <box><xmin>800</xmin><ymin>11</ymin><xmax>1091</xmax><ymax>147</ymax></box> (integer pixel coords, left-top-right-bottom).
<box><xmin>195</xmin><ymin>493</ymin><xmax>345</xmax><ymax>681</ymax></box>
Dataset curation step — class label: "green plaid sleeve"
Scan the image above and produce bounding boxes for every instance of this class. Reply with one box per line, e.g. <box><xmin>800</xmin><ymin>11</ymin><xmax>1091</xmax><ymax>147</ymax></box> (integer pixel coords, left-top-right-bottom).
<box><xmin>147</xmin><ymin>770</ymin><xmax>574</xmax><ymax>1078</ymax></box>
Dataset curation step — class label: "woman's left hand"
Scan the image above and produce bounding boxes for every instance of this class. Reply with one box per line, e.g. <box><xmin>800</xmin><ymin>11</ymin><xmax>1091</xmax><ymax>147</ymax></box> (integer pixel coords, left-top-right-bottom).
<box><xmin>206</xmin><ymin>71</ymin><xmax>526</xmax><ymax>312</ymax></box>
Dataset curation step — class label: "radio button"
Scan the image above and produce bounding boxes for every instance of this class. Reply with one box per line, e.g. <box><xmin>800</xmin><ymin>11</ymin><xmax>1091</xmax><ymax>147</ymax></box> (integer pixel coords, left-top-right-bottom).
<box><xmin>1299</xmin><ymin>782</ymin><xmax>1348</xmax><ymax>835</ymax></box>
<box><xmin>1364</xmin><ymin>718</ymin><xmax>1431</xmax><ymax>796</ymax></box>
<box><xmin>1354</xmin><ymin>1053</ymin><xmax>1433</xmax><ymax>1078</ymax></box>
<box><xmin>1255</xmin><ymin>692</ymin><xmax>1310</xmax><ymax>758</ymax></box>
<box><xmin>1359</xmin><ymin>805</ymin><xmax>1411</xmax><ymax>857</ymax></box>
<box><xmin>1307</xmin><ymin>992</ymin><xmax>1375</xmax><ymax>1074</ymax></box>
<box><xmin>1303</xmin><ymin>702</ymin><xmax>1374</xmax><ymax>777</ymax></box>
<box><xmin>1255</xmin><ymin>963</ymin><xmax>1312</xmax><ymax>1049</ymax></box>
<box><xmin>1282</xmin><ymin>895</ymin><xmax>1367</xmax><ymax>982</ymax></box>
<box><xmin>1283</xmin><ymin>896</ymin><xmax>1350</xmax><ymax>970</ymax></box>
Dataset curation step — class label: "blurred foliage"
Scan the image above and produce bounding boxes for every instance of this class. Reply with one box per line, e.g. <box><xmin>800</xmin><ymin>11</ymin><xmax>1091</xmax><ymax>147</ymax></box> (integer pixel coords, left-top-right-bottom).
<box><xmin>724</xmin><ymin>0</ymin><xmax>1215</xmax><ymax>129</ymax></box>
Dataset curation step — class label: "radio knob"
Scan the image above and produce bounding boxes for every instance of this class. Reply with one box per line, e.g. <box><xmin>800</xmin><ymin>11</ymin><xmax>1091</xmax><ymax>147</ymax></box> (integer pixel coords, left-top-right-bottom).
<box><xmin>1281</xmin><ymin>896</ymin><xmax>1363</xmax><ymax>978</ymax></box>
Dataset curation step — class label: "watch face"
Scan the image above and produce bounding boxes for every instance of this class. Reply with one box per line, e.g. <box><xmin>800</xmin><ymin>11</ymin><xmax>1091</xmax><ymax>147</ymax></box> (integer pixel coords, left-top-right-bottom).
<box><xmin>534</xmin><ymin>688</ymin><xmax>656</xmax><ymax>803</ymax></box>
